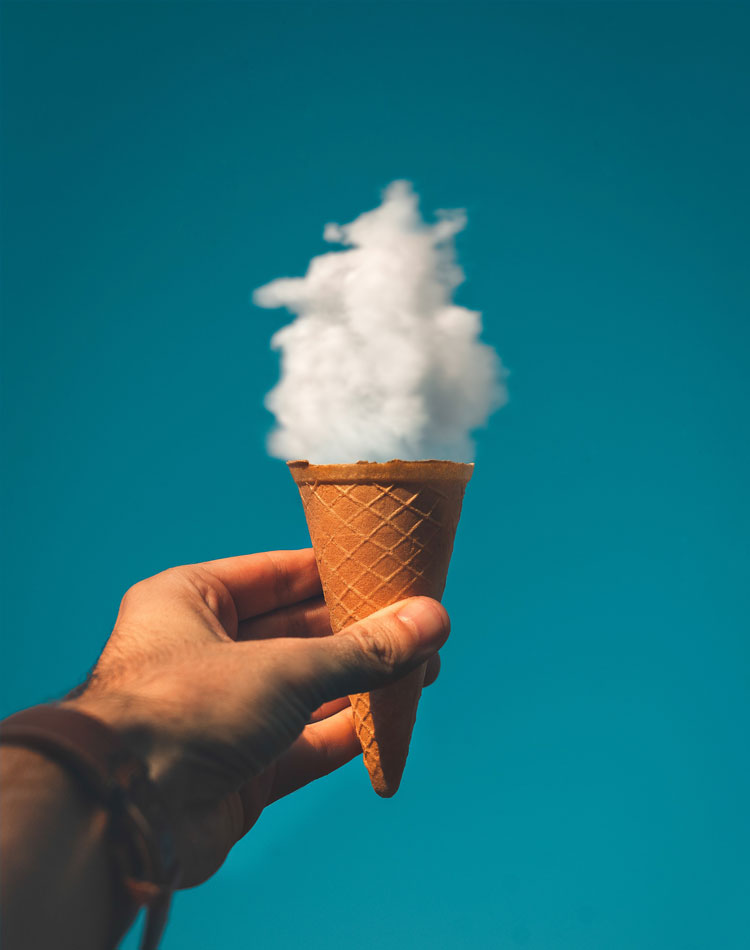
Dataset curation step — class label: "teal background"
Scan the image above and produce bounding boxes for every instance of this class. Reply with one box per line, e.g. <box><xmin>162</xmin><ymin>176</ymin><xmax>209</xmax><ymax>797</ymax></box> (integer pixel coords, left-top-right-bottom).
<box><xmin>2</xmin><ymin>2</ymin><xmax>749</xmax><ymax>948</ymax></box>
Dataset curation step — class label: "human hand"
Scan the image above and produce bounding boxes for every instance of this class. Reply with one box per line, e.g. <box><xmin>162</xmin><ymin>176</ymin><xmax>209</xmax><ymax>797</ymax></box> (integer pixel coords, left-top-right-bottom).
<box><xmin>66</xmin><ymin>549</ymin><xmax>449</xmax><ymax>887</ymax></box>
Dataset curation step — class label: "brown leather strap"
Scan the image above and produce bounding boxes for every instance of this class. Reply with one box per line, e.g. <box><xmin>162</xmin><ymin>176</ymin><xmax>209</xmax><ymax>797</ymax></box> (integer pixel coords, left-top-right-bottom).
<box><xmin>0</xmin><ymin>704</ymin><xmax>181</xmax><ymax>950</ymax></box>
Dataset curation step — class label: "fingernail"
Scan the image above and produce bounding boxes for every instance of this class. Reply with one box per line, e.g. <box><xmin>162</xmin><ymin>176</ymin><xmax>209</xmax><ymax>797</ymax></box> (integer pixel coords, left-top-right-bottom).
<box><xmin>397</xmin><ymin>598</ymin><xmax>448</xmax><ymax>652</ymax></box>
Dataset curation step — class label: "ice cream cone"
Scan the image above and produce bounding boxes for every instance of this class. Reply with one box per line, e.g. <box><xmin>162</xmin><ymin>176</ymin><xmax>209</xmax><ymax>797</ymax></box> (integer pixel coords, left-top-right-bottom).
<box><xmin>288</xmin><ymin>459</ymin><xmax>473</xmax><ymax>797</ymax></box>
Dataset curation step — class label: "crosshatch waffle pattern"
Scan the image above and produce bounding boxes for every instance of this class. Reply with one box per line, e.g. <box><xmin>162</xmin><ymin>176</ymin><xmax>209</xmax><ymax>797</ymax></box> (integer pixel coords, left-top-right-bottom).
<box><xmin>297</xmin><ymin>480</ymin><xmax>465</xmax><ymax>632</ymax></box>
<box><xmin>293</xmin><ymin>471</ymin><xmax>469</xmax><ymax>796</ymax></box>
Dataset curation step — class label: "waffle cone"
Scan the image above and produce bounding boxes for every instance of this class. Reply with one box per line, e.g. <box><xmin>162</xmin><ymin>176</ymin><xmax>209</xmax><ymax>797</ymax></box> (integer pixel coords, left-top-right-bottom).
<box><xmin>288</xmin><ymin>459</ymin><xmax>473</xmax><ymax>797</ymax></box>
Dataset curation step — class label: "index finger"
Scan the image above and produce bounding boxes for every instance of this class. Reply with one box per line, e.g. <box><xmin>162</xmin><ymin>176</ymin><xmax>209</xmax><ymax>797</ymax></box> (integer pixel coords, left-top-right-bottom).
<box><xmin>198</xmin><ymin>549</ymin><xmax>321</xmax><ymax>620</ymax></box>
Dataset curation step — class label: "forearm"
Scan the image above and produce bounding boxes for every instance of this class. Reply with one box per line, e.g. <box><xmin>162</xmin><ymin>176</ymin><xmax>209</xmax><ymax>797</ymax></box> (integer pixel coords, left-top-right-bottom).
<box><xmin>0</xmin><ymin>746</ymin><xmax>136</xmax><ymax>950</ymax></box>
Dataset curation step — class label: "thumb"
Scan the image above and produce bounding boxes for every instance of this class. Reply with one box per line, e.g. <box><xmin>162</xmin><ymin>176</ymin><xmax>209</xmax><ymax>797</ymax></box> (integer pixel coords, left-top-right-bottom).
<box><xmin>305</xmin><ymin>597</ymin><xmax>450</xmax><ymax>704</ymax></box>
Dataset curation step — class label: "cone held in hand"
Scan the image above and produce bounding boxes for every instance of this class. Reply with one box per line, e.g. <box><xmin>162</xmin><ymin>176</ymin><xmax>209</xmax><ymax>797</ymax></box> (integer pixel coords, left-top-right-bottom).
<box><xmin>288</xmin><ymin>459</ymin><xmax>472</xmax><ymax>797</ymax></box>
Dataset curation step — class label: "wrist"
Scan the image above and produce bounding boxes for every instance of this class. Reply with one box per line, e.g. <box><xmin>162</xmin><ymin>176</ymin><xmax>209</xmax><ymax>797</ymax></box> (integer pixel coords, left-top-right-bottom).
<box><xmin>61</xmin><ymin>693</ymin><xmax>179</xmax><ymax>803</ymax></box>
<box><xmin>1</xmin><ymin>703</ymin><xmax>181</xmax><ymax>949</ymax></box>
<box><xmin>0</xmin><ymin>742</ymin><xmax>136</xmax><ymax>950</ymax></box>
<box><xmin>0</xmin><ymin>742</ymin><xmax>99</xmax><ymax>836</ymax></box>
<box><xmin>1</xmin><ymin>742</ymin><xmax>109</xmax><ymax>882</ymax></box>
<box><xmin>62</xmin><ymin>692</ymin><xmax>151</xmax><ymax>756</ymax></box>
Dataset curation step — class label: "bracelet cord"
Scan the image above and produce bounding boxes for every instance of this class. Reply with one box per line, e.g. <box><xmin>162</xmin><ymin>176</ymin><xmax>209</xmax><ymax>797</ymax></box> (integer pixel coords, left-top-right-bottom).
<box><xmin>0</xmin><ymin>704</ymin><xmax>181</xmax><ymax>950</ymax></box>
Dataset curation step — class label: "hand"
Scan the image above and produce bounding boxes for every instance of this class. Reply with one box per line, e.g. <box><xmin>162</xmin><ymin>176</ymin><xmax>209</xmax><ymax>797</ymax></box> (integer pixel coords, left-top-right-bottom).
<box><xmin>66</xmin><ymin>549</ymin><xmax>449</xmax><ymax>887</ymax></box>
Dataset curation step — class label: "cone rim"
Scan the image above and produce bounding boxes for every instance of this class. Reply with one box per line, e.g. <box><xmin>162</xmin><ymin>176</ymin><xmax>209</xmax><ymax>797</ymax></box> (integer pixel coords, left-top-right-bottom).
<box><xmin>287</xmin><ymin>459</ymin><xmax>474</xmax><ymax>485</ymax></box>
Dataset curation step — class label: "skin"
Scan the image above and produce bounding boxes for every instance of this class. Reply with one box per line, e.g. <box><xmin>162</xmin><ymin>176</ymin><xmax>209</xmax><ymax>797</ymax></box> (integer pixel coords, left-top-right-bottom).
<box><xmin>0</xmin><ymin>548</ymin><xmax>449</xmax><ymax>950</ymax></box>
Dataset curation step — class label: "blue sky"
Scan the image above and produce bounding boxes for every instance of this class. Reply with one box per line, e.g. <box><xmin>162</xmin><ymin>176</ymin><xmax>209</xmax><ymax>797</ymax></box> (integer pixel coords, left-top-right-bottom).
<box><xmin>2</xmin><ymin>3</ymin><xmax>749</xmax><ymax>948</ymax></box>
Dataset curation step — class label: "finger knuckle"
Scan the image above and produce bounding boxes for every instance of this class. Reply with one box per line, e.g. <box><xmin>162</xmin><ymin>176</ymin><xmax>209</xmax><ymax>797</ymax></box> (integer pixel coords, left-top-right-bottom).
<box><xmin>265</xmin><ymin>552</ymin><xmax>294</xmax><ymax>604</ymax></box>
<box><xmin>118</xmin><ymin>585</ymin><xmax>135</xmax><ymax>612</ymax></box>
<box><xmin>118</xmin><ymin>578</ymin><xmax>148</xmax><ymax>612</ymax></box>
<box><xmin>351</xmin><ymin>625</ymin><xmax>400</xmax><ymax>677</ymax></box>
<box><xmin>185</xmin><ymin>567</ymin><xmax>236</xmax><ymax>624</ymax></box>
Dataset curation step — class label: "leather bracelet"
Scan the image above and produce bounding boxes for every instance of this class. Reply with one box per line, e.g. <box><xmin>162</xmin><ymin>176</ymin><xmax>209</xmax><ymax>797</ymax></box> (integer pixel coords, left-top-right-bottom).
<box><xmin>0</xmin><ymin>703</ymin><xmax>181</xmax><ymax>950</ymax></box>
